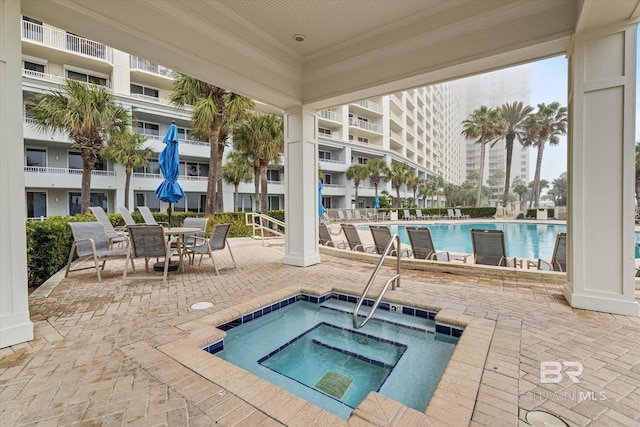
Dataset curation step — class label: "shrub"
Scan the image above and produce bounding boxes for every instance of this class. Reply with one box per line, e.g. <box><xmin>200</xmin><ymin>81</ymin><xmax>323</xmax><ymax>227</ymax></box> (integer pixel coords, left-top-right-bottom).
<box><xmin>26</xmin><ymin>216</ymin><xmax>73</xmax><ymax>287</ymax></box>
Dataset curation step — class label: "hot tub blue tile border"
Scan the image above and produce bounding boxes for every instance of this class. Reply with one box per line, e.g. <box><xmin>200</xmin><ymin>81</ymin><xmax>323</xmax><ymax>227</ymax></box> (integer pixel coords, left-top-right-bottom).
<box><xmin>203</xmin><ymin>291</ymin><xmax>463</xmax><ymax>354</ymax></box>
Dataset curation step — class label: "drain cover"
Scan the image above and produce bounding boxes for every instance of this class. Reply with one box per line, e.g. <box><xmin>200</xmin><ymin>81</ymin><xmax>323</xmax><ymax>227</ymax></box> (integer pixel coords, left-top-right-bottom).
<box><xmin>526</xmin><ymin>410</ymin><xmax>569</xmax><ymax>427</ymax></box>
<box><xmin>190</xmin><ymin>301</ymin><xmax>214</xmax><ymax>310</ymax></box>
<box><xmin>314</xmin><ymin>371</ymin><xmax>353</xmax><ymax>400</ymax></box>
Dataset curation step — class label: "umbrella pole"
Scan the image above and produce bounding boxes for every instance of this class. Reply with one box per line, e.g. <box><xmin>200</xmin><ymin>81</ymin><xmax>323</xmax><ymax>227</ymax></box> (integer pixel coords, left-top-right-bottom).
<box><xmin>167</xmin><ymin>203</ymin><xmax>172</xmax><ymax>226</ymax></box>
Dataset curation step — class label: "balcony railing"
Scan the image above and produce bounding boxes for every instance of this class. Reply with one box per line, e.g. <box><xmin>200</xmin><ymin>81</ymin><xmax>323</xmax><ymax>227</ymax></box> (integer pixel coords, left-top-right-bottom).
<box><xmin>133</xmin><ymin>172</ymin><xmax>209</xmax><ymax>181</ymax></box>
<box><xmin>319</xmin><ymin>157</ymin><xmax>345</xmax><ymax>165</ymax></box>
<box><xmin>130</xmin><ymin>56</ymin><xmax>177</xmax><ymax>79</ymax></box>
<box><xmin>354</xmin><ymin>99</ymin><xmax>382</xmax><ymax>113</ymax></box>
<box><xmin>130</xmin><ymin>93</ymin><xmax>171</xmax><ymax>105</ymax></box>
<box><xmin>138</xmin><ymin>133</ymin><xmax>209</xmax><ymax>147</ymax></box>
<box><xmin>22</xmin><ymin>69</ymin><xmax>112</xmax><ymax>92</ymax></box>
<box><xmin>349</xmin><ymin>118</ymin><xmax>382</xmax><ymax>134</ymax></box>
<box><xmin>318</xmin><ymin>109</ymin><xmax>341</xmax><ymax>122</ymax></box>
<box><xmin>24</xmin><ymin>166</ymin><xmax>115</xmax><ymax>176</ymax></box>
<box><xmin>22</xmin><ymin>19</ymin><xmax>112</xmax><ymax>62</ymax></box>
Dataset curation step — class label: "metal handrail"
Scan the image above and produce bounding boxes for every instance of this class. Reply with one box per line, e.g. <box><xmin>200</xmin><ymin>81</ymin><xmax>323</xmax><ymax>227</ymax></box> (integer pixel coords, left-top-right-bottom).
<box><xmin>245</xmin><ymin>212</ymin><xmax>285</xmax><ymax>245</ymax></box>
<box><xmin>352</xmin><ymin>234</ymin><xmax>401</xmax><ymax>329</ymax></box>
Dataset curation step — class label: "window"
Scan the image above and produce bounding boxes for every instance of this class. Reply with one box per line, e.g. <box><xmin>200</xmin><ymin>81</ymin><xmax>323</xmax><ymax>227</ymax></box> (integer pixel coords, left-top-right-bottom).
<box><xmin>318</xmin><ymin>127</ymin><xmax>332</xmax><ymax>136</ymax></box>
<box><xmin>322</xmin><ymin>197</ymin><xmax>331</xmax><ymax>209</ymax></box>
<box><xmin>25</xmin><ymin>148</ymin><xmax>46</xmax><ymax>167</ymax></box>
<box><xmin>69</xmin><ymin>192</ymin><xmax>107</xmax><ymax>216</ymax></box>
<box><xmin>267</xmin><ymin>169</ymin><xmax>281</xmax><ymax>182</ymax></box>
<box><xmin>186</xmin><ymin>193</ymin><xmax>205</xmax><ymax>213</ymax></box>
<box><xmin>323</xmin><ymin>174</ymin><xmax>332</xmax><ymax>185</ymax></box>
<box><xmin>357</xmin><ymin>157</ymin><xmax>368</xmax><ymax>165</ymax></box>
<box><xmin>268</xmin><ymin>196</ymin><xmax>280</xmax><ymax>211</ymax></box>
<box><xmin>26</xmin><ymin>192</ymin><xmax>47</xmax><ymax>218</ymax></box>
<box><xmin>67</xmin><ymin>70</ymin><xmax>107</xmax><ymax>86</ymax></box>
<box><xmin>349</xmin><ymin>134</ymin><xmax>354</xmax><ymax>141</ymax></box>
<box><xmin>133</xmin><ymin>192</ymin><xmax>160</xmax><ymax>211</ymax></box>
<box><xmin>357</xmin><ymin>137</ymin><xmax>368</xmax><ymax>144</ymax></box>
<box><xmin>134</xmin><ymin>121</ymin><xmax>160</xmax><ymax>136</ymax></box>
<box><xmin>130</xmin><ymin>84</ymin><xmax>159</xmax><ymax>98</ymax></box>
<box><xmin>68</xmin><ymin>152</ymin><xmax>106</xmax><ymax>171</ymax></box>
<box><xmin>23</xmin><ymin>61</ymin><xmax>45</xmax><ymax>74</ymax></box>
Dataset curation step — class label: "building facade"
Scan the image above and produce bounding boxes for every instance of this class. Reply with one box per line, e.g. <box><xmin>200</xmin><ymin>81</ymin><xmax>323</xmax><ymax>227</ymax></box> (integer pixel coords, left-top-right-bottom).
<box><xmin>21</xmin><ymin>16</ymin><xmax>466</xmax><ymax>219</ymax></box>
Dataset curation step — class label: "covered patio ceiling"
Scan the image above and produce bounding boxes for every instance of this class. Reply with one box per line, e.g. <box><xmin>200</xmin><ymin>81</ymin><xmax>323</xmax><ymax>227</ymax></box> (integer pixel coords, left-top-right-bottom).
<box><xmin>20</xmin><ymin>0</ymin><xmax>640</xmax><ymax>110</ymax></box>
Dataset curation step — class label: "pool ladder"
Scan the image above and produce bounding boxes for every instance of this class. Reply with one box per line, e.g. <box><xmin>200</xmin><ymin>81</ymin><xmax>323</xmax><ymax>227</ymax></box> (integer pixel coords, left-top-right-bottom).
<box><xmin>352</xmin><ymin>234</ymin><xmax>401</xmax><ymax>329</ymax></box>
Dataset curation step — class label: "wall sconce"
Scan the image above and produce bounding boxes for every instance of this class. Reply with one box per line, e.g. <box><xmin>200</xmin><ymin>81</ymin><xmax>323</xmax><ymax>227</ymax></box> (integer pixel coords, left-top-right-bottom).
<box><xmin>55</xmin><ymin>197</ymin><xmax>60</xmax><ymax>202</ymax></box>
<box><xmin>55</xmin><ymin>155</ymin><xmax>60</xmax><ymax>161</ymax></box>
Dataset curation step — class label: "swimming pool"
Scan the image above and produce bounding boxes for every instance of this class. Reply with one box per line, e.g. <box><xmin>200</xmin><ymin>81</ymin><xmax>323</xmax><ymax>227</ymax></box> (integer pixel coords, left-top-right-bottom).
<box><xmin>206</xmin><ymin>294</ymin><xmax>458</xmax><ymax>419</ymax></box>
<box><xmin>360</xmin><ymin>222</ymin><xmax>567</xmax><ymax>260</ymax></box>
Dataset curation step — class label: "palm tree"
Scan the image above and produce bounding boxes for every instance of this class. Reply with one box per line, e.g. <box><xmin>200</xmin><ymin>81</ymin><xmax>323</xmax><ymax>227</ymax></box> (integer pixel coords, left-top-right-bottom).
<box><xmin>498</xmin><ymin>101</ymin><xmax>534</xmax><ymax>208</ymax></box>
<box><xmin>523</xmin><ymin>102</ymin><xmax>567</xmax><ymax>209</ymax></box>
<box><xmin>222</xmin><ymin>151</ymin><xmax>253</xmax><ymax>212</ymax></box>
<box><xmin>29</xmin><ymin>79</ymin><xmax>129</xmax><ymax>213</ymax></box>
<box><xmin>385</xmin><ymin>162</ymin><xmax>412</xmax><ymax>208</ymax></box>
<box><xmin>366</xmin><ymin>158</ymin><xmax>388</xmax><ymax>207</ymax></box>
<box><xmin>170</xmin><ymin>74</ymin><xmax>254</xmax><ymax>214</ymax></box>
<box><xmin>405</xmin><ymin>172</ymin><xmax>420</xmax><ymax>207</ymax></box>
<box><xmin>346</xmin><ymin>164</ymin><xmax>369</xmax><ymax>207</ymax></box>
<box><xmin>101</xmin><ymin>130</ymin><xmax>153</xmax><ymax>209</ymax></box>
<box><xmin>461</xmin><ymin>105</ymin><xmax>505</xmax><ymax>207</ymax></box>
<box><xmin>511</xmin><ymin>177</ymin><xmax>529</xmax><ymax>212</ymax></box>
<box><xmin>233</xmin><ymin>113</ymin><xmax>283</xmax><ymax>215</ymax></box>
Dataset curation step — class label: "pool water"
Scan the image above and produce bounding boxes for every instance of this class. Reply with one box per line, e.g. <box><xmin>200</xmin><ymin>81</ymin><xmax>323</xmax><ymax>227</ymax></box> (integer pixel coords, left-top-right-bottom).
<box><xmin>361</xmin><ymin>222</ymin><xmax>567</xmax><ymax>260</ymax></box>
<box><xmin>213</xmin><ymin>299</ymin><xmax>457</xmax><ymax>419</ymax></box>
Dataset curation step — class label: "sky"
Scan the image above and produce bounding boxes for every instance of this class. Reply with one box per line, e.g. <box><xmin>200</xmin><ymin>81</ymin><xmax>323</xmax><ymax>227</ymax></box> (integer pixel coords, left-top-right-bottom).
<box><xmin>511</xmin><ymin>56</ymin><xmax>568</xmax><ymax>183</ymax></box>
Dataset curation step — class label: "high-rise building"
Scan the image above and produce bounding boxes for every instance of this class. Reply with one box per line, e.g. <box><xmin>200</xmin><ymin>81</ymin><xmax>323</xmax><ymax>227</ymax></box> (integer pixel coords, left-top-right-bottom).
<box><xmin>454</xmin><ymin>67</ymin><xmax>532</xmax><ymax>206</ymax></box>
<box><xmin>20</xmin><ymin>16</ymin><xmax>467</xmax><ymax>219</ymax></box>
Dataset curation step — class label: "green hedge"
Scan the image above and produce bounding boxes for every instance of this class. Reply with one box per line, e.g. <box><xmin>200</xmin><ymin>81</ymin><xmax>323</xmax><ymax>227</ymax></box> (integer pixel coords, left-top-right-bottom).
<box><xmin>377</xmin><ymin>207</ymin><xmax>496</xmax><ymax>218</ymax></box>
<box><xmin>26</xmin><ymin>211</ymin><xmax>262</xmax><ymax>288</ymax></box>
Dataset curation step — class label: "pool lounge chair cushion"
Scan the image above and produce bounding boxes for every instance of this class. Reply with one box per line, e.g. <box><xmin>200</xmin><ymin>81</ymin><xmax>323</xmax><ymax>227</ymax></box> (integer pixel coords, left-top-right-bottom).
<box><xmin>369</xmin><ymin>225</ymin><xmax>411</xmax><ymax>257</ymax></box>
<box><xmin>341</xmin><ymin>223</ymin><xmax>375</xmax><ymax>253</ymax></box>
<box><xmin>470</xmin><ymin>229</ymin><xmax>521</xmax><ymax>267</ymax></box>
<box><xmin>406</xmin><ymin>227</ymin><xmax>469</xmax><ymax>262</ymax></box>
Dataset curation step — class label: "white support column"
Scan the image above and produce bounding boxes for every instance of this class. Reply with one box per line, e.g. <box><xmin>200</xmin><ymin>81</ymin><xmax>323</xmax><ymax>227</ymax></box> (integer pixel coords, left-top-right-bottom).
<box><xmin>0</xmin><ymin>0</ymin><xmax>34</xmax><ymax>348</ymax></box>
<box><xmin>283</xmin><ymin>106</ymin><xmax>321</xmax><ymax>267</ymax></box>
<box><xmin>564</xmin><ymin>24</ymin><xmax>639</xmax><ymax>316</ymax></box>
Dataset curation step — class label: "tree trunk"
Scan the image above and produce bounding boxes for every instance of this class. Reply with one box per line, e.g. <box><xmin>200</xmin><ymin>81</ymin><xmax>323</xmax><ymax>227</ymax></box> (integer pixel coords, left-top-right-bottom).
<box><xmin>206</xmin><ymin>123</ymin><xmax>221</xmax><ymax>215</ymax></box>
<box><xmin>216</xmin><ymin>144</ymin><xmax>224</xmax><ymax>212</ymax></box>
<box><xmin>253</xmin><ymin>167</ymin><xmax>260</xmax><ymax>211</ymax></box>
<box><xmin>395</xmin><ymin>186</ymin><xmax>401</xmax><ymax>208</ymax></box>
<box><xmin>635</xmin><ymin>169</ymin><xmax>640</xmax><ymax>207</ymax></box>
<box><xmin>533</xmin><ymin>143</ymin><xmax>545</xmax><ymax>208</ymax></box>
<box><xmin>260</xmin><ymin>165</ymin><xmax>268</xmax><ymax>216</ymax></box>
<box><xmin>233</xmin><ymin>184</ymin><xmax>239</xmax><ymax>212</ymax></box>
<box><xmin>81</xmin><ymin>153</ymin><xmax>94</xmax><ymax>214</ymax></box>
<box><xmin>476</xmin><ymin>142</ymin><xmax>486</xmax><ymax>207</ymax></box>
<box><xmin>503</xmin><ymin>135</ymin><xmax>514</xmax><ymax>208</ymax></box>
<box><xmin>354</xmin><ymin>184</ymin><xmax>359</xmax><ymax>207</ymax></box>
<box><xmin>124</xmin><ymin>166</ymin><xmax>132</xmax><ymax>209</ymax></box>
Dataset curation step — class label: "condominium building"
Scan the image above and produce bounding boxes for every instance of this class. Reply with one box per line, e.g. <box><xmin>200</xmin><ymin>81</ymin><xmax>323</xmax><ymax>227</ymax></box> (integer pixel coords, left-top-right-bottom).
<box><xmin>454</xmin><ymin>67</ymin><xmax>532</xmax><ymax>205</ymax></box>
<box><xmin>21</xmin><ymin>17</ymin><xmax>465</xmax><ymax>219</ymax></box>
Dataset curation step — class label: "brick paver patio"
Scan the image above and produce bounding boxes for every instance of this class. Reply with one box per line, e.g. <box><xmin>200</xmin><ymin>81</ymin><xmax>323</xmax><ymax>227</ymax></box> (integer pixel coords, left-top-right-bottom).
<box><xmin>1</xmin><ymin>237</ymin><xmax>639</xmax><ymax>426</ymax></box>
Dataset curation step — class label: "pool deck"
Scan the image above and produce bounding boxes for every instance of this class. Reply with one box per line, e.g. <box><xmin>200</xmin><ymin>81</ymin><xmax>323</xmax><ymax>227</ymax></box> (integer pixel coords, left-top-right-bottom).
<box><xmin>1</xmin><ymin>234</ymin><xmax>639</xmax><ymax>426</ymax></box>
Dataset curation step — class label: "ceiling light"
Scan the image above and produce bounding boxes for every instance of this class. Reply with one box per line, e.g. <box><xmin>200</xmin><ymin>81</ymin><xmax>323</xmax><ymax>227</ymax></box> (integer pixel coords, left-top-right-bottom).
<box><xmin>292</xmin><ymin>34</ymin><xmax>306</xmax><ymax>42</ymax></box>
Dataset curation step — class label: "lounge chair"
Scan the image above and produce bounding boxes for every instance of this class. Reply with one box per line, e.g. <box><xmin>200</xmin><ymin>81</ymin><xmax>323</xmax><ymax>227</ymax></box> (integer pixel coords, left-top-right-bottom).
<box><xmin>320</xmin><ymin>212</ymin><xmax>332</xmax><ymax>225</ymax></box>
<box><xmin>337</xmin><ymin>210</ymin><xmax>346</xmax><ymax>222</ymax></box>
<box><xmin>340</xmin><ymin>223</ymin><xmax>375</xmax><ymax>252</ymax></box>
<box><xmin>470</xmin><ymin>229</ymin><xmax>521</xmax><ymax>267</ymax></box>
<box><xmin>528</xmin><ymin>232</ymin><xmax>566</xmax><ymax>272</ymax></box>
<box><xmin>403</xmin><ymin>209</ymin><xmax>415</xmax><ymax>220</ymax></box>
<box><xmin>346</xmin><ymin>210</ymin><xmax>355</xmax><ymax>221</ymax></box>
<box><xmin>89</xmin><ymin>206</ymin><xmax>127</xmax><ymax>247</ymax></box>
<box><xmin>369</xmin><ymin>225</ymin><xmax>411</xmax><ymax>257</ymax></box>
<box><xmin>319</xmin><ymin>223</ymin><xmax>346</xmax><ymax>249</ymax></box>
<box><xmin>406</xmin><ymin>227</ymin><xmax>469</xmax><ymax>262</ymax></box>
<box><xmin>138</xmin><ymin>206</ymin><xmax>169</xmax><ymax>226</ymax></box>
<box><xmin>118</xmin><ymin>206</ymin><xmax>137</xmax><ymax>226</ymax></box>
<box><xmin>447</xmin><ymin>208</ymin><xmax>457</xmax><ymax>219</ymax></box>
<box><xmin>123</xmin><ymin>224</ymin><xmax>177</xmax><ymax>283</ymax></box>
<box><xmin>354</xmin><ymin>210</ymin><xmax>369</xmax><ymax>222</ymax></box>
<box><xmin>65</xmin><ymin>222</ymin><xmax>131</xmax><ymax>282</ymax></box>
<box><xmin>415</xmin><ymin>210</ymin><xmax>426</xmax><ymax>220</ymax></box>
<box><xmin>185</xmin><ymin>222</ymin><xmax>236</xmax><ymax>275</ymax></box>
<box><xmin>455</xmin><ymin>208</ymin><xmax>470</xmax><ymax>219</ymax></box>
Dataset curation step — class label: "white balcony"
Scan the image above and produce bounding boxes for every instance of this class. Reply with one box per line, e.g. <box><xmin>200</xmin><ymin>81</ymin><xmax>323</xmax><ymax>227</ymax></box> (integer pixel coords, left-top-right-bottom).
<box><xmin>23</xmin><ymin>69</ymin><xmax>111</xmax><ymax>92</ymax></box>
<box><xmin>318</xmin><ymin>109</ymin><xmax>342</xmax><ymax>123</ymax></box>
<box><xmin>24</xmin><ymin>166</ymin><xmax>116</xmax><ymax>189</ymax></box>
<box><xmin>22</xmin><ymin>19</ymin><xmax>112</xmax><ymax>62</ymax></box>
<box><xmin>130</xmin><ymin>56</ymin><xmax>177</xmax><ymax>79</ymax></box>
<box><xmin>348</xmin><ymin>118</ymin><xmax>382</xmax><ymax>134</ymax></box>
<box><xmin>352</xmin><ymin>99</ymin><xmax>383</xmax><ymax>114</ymax></box>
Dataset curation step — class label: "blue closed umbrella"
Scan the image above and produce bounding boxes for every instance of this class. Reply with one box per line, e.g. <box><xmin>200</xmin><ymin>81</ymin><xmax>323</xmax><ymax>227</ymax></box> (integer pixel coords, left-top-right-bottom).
<box><xmin>318</xmin><ymin>179</ymin><xmax>326</xmax><ymax>216</ymax></box>
<box><xmin>155</xmin><ymin>123</ymin><xmax>185</xmax><ymax>224</ymax></box>
<box><xmin>374</xmin><ymin>193</ymin><xmax>380</xmax><ymax>209</ymax></box>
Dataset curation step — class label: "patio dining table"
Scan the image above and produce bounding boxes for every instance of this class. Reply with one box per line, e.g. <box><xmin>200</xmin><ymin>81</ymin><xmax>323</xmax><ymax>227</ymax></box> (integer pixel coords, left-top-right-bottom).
<box><xmin>162</xmin><ymin>227</ymin><xmax>202</xmax><ymax>273</ymax></box>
